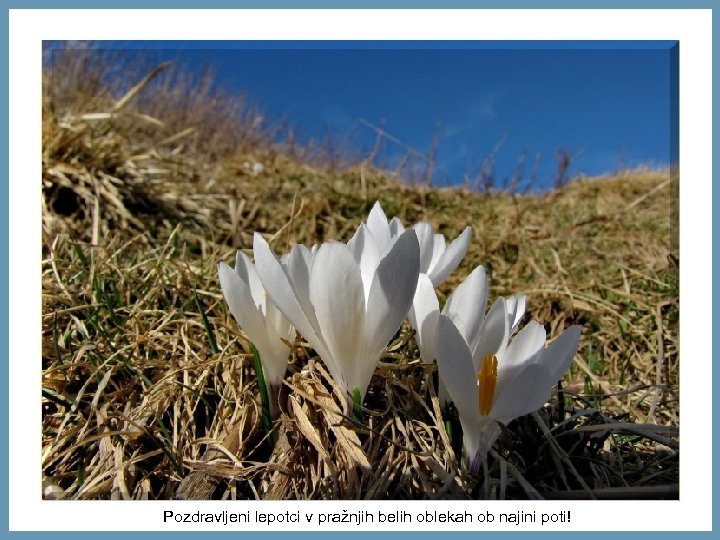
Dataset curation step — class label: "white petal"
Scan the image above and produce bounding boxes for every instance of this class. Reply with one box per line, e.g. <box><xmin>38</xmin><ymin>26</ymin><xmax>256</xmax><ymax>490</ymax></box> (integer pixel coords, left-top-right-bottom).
<box><xmin>522</xmin><ymin>325</ymin><xmax>582</xmax><ymax>411</ymax></box>
<box><xmin>545</xmin><ymin>325</ymin><xmax>582</xmax><ymax>383</ymax></box>
<box><xmin>233</xmin><ymin>251</ymin><xmax>265</xmax><ymax>310</ymax></box>
<box><xmin>410</xmin><ymin>273</ymin><xmax>440</xmax><ymax>363</ymax></box>
<box><xmin>464</xmin><ymin>419</ymin><xmax>502</xmax><ymax>469</ymax></box>
<box><xmin>218</xmin><ymin>260</ymin><xmax>289</xmax><ymax>386</ymax></box>
<box><xmin>442</xmin><ymin>265</ymin><xmax>488</xmax><ymax>350</ymax></box>
<box><xmin>428</xmin><ymin>226</ymin><xmax>472</xmax><ymax>287</ymax></box>
<box><xmin>389</xmin><ymin>216</ymin><xmax>405</xmax><ymax>236</ymax></box>
<box><xmin>413</xmin><ymin>222</ymin><xmax>435</xmax><ymax>274</ymax></box>
<box><xmin>366</xmin><ymin>201</ymin><xmax>391</xmax><ymax>254</ymax></box>
<box><xmin>492</xmin><ymin>324</ymin><xmax>580</xmax><ymax>423</ymax></box>
<box><xmin>490</xmin><ymin>321</ymin><xmax>547</xmax><ymax>420</ymax></box>
<box><xmin>217</xmin><ymin>261</ymin><xmax>268</xmax><ymax>348</ymax></box>
<box><xmin>505</xmin><ymin>294</ymin><xmax>527</xmax><ymax>335</ymax></box>
<box><xmin>428</xmin><ymin>234</ymin><xmax>446</xmax><ymax>276</ymax></box>
<box><xmin>346</xmin><ymin>223</ymin><xmax>381</xmax><ymax>297</ymax></box>
<box><xmin>493</xmin><ymin>364</ymin><xmax>546</xmax><ymax>424</ymax></box>
<box><xmin>309</xmin><ymin>241</ymin><xmax>366</xmax><ymax>398</ymax></box>
<box><xmin>286</xmin><ymin>244</ymin><xmax>321</xmax><ymax>331</ymax></box>
<box><xmin>265</xmin><ymin>296</ymin><xmax>294</xmax><ymax>345</ymax></box>
<box><xmin>436</xmin><ymin>376</ymin><xmax>452</xmax><ymax>409</ymax></box>
<box><xmin>359</xmin><ymin>229</ymin><xmax>420</xmax><ymax>398</ymax></box>
<box><xmin>253</xmin><ymin>233</ymin><xmax>325</xmax><ymax>356</ymax></box>
<box><xmin>435</xmin><ymin>314</ymin><xmax>478</xmax><ymax>432</ymax></box>
<box><xmin>471</xmin><ymin>297</ymin><xmax>509</xmax><ymax>371</ymax></box>
<box><xmin>255</xmin><ymin>323</ymin><xmax>292</xmax><ymax>387</ymax></box>
<box><xmin>501</xmin><ymin>320</ymin><xmax>546</xmax><ymax>372</ymax></box>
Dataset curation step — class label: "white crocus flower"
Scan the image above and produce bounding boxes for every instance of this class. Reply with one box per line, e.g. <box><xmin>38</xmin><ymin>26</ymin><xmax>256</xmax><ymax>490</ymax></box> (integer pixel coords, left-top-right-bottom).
<box><xmin>410</xmin><ymin>265</ymin><xmax>490</xmax><ymax>367</ymax></box>
<box><xmin>410</xmin><ymin>265</ymin><xmax>526</xmax><ymax>404</ymax></box>
<box><xmin>366</xmin><ymin>201</ymin><xmax>471</xmax><ymax>287</ymax></box>
<box><xmin>365</xmin><ymin>201</ymin><xmax>407</xmax><ymax>254</ymax></box>
<box><xmin>407</xmin><ymin>273</ymin><xmax>441</xmax><ymax>370</ymax></box>
<box><xmin>364</xmin><ymin>201</ymin><xmax>472</xmax><ymax>365</ymax></box>
<box><xmin>412</xmin><ymin>221</ymin><xmax>471</xmax><ymax>288</ymax></box>
<box><xmin>436</xmin><ymin>296</ymin><xmax>581</xmax><ymax>474</ymax></box>
<box><xmin>253</xmin><ymin>228</ymin><xmax>420</xmax><ymax>413</ymax></box>
<box><xmin>217</xmin><ymin>251</ymin><xmax>295</xmax><ymax>418</ymax></box>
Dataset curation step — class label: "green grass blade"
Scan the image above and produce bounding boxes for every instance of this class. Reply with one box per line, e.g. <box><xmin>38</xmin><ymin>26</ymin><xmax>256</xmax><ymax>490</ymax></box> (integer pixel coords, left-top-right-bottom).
<box><xmin>194</xmin><ymin>289</ymin><xmax>219</xmax><ymax>354</ymax></box>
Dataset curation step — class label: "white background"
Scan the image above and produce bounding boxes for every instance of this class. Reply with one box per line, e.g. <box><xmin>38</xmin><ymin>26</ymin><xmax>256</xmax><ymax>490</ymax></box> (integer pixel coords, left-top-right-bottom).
<box><xmin>12</xmin><ymin>8</ymin><xmax>709</xmax><ymax>532</ymax></box>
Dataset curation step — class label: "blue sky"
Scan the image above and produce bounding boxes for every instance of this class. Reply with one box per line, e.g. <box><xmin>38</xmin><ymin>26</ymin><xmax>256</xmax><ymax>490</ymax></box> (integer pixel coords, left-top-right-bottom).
<box><xmin>54</xmin><ymin>41</ymin><xmax>677</xmax><ymax>190</ymax></box>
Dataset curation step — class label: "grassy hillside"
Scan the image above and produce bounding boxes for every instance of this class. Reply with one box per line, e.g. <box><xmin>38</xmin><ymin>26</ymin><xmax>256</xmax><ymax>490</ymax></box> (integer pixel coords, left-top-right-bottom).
<box><xmin>41</xmin><ymin>53</ymin><xmax>679</xmax><ymax>500</ymax></box>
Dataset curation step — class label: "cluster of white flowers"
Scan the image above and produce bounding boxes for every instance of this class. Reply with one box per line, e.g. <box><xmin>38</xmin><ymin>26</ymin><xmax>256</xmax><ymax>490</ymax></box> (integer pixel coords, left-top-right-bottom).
<box><xmin>218</xmin><ymin>201</ymin><xmax>581</xmax><ymax>471</ymax></box>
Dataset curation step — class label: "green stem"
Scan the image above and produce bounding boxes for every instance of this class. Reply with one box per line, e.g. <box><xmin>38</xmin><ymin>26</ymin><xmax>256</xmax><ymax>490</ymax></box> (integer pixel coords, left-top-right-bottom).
<box><xmin>351</xmin><ymin>386</ymin><xmax>363</xmax><ymax>426</ymax></box>
<box><xmin>250</xmin><ymin>344</ymin><xmax>273</xmax><ymax>445</ymax></box>
<box><xmin>444</xmin><ymin>419</ymin><xmax>453</xmax><ymax>443</ymax></box>
<box><xmin>442</xmin><ymin>402</ymin><xmax>464</xmax><ymax>462</ymax></box>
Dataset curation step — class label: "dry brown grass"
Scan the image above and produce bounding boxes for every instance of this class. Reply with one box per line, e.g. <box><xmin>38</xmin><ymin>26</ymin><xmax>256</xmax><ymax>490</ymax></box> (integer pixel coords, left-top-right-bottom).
<box><xmin>41</xmin><ymin>49</ymin><xmax>679</xmax><ymax>501</ymax></box>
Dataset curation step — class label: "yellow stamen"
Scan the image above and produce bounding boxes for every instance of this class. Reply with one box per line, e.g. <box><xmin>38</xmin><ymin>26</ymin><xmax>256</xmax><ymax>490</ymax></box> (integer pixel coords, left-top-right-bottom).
<box><xmin>477</xmin><ymin>354</ymin><xmax>498</xmax><ymax>416</ymax></box>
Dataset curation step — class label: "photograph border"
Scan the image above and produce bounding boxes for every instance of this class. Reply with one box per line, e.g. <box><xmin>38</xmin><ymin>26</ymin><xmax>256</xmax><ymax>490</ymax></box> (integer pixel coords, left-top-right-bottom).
<box><xmin>7</xmin><ymin>2</ymin><xmax>714</xmax><ymax>537</ymax></box>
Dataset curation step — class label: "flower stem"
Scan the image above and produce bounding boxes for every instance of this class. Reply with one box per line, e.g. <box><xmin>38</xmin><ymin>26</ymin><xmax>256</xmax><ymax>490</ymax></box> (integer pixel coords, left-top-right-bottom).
<box><xmin>444</xmin><ymin>419</ymin><xmax>454</xmax><ymax>443</ymax></box>
<box><xmin>442</xmin><ymin>401</ymin><xmax>463</xmax><ymax>461</ymax></box>
<box><xmin>250</xmin><ymin>344</ymin><xmax>274</xmax><ymax>446</ymax></box>
<box><xmin>351</xmin><ymin>386</ymin><xmax>363</xmax><ymax>426</ymax></box>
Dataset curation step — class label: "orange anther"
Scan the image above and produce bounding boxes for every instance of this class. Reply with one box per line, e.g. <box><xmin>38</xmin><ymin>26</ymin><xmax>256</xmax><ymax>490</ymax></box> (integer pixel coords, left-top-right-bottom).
<box><xmin>477</xmin><ymin>354</ymin><xmax>498</xmax><ymax>416</ymax></box>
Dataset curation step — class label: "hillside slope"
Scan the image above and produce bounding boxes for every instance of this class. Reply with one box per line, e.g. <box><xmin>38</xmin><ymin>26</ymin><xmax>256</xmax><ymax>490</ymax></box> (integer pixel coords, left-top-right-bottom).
<box><xmin>41</xmin><ymin>59</ymin><xmax>678</xmax><ymax>500</ymax></box>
